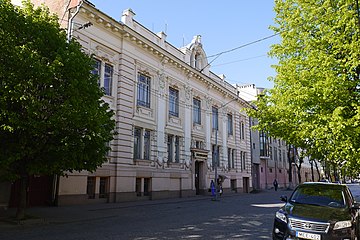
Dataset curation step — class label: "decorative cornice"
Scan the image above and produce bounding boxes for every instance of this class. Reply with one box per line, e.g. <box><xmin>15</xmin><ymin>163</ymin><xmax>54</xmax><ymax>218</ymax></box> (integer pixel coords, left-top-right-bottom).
<box><xmin>80</xmin><ymin>2</ymin><xmax>246</xmax><ymax>107</ymax></box>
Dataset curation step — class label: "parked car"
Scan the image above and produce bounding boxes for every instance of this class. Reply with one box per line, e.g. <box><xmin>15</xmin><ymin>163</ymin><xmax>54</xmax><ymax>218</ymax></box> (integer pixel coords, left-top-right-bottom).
<box><xmin>272</xmin><ymin>182</ymin><xmax>360</xmax><ymax>240</ymax></box>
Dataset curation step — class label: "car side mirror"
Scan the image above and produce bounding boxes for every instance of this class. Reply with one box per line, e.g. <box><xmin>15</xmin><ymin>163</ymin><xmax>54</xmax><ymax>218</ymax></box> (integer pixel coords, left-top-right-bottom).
<box><xmin>280</xmin><ymin>195</ymin><xmax>288</xmax><ymax>202</ymax></box>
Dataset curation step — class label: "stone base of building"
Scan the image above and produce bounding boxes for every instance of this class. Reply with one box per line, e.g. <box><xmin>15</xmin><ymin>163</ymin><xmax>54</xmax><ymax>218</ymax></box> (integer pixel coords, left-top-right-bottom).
<box><xmin>56</xmin><ymin>189</ymin><xmax>201</xmax><ymax>206</ymax></box>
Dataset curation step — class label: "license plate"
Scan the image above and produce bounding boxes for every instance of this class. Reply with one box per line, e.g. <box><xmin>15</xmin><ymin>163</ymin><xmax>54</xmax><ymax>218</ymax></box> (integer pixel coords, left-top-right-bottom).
<box><xmin>296</xmin><ymin>231</ymin><xmax>321</xmax><ymax>240</ymax></box>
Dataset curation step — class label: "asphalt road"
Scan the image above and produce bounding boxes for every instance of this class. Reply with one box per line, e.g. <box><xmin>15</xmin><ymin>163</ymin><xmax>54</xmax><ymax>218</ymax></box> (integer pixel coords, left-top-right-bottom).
<box><xmin>0</xmin><ymin>189</ymin><xmax>287</xmax><ymax>240</ymax></box>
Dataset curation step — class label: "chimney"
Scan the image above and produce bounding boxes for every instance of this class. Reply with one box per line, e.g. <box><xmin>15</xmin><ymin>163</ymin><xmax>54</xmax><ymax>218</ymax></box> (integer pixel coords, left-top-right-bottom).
<box><xmin>121</xmin><ymin>8</ymin><xmax>135</xmax><ymax>27</ymax></box>
<box><xmin>157</xmin><ymin>31</ymin><xmax>167</xmax><ymax>45</ymax></box>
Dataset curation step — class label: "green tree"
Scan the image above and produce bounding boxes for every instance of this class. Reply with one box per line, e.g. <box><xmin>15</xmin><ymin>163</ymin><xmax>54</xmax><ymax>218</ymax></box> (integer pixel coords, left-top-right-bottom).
<box><xmin>247</xmin><ymin>0</ymin><xmax>360</xmax><ymax>176</ymax></box>
<box><xmin>0</xmin><ymin>0</ymin><xmax>115</xmax><ymax>219</ymax></box>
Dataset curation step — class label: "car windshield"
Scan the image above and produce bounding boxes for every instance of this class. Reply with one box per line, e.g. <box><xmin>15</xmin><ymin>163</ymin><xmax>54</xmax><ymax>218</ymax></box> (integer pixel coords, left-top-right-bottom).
<box><xmin>289</xmin><ymin>184</ymin><xmax>347</xmax><ymax>208</ymax></box>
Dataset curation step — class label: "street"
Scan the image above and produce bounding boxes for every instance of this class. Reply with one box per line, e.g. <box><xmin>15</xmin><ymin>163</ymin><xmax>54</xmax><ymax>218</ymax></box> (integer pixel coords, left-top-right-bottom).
<box><xmin>0</xmin><ymin>189</ymin><xmax>286</xmax><ymax>240</ymax></box>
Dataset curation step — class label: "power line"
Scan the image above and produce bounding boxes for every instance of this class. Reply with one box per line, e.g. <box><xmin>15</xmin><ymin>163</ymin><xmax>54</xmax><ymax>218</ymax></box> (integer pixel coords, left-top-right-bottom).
<box><xmin>211</xmin><ymin>54</ymin><xmax>267</xmax><ymax>67</ymax></box>
<box><xmin>207</xmin><ymin>33</ymin><xmax>279</xmax><ymax>59</ymax></box>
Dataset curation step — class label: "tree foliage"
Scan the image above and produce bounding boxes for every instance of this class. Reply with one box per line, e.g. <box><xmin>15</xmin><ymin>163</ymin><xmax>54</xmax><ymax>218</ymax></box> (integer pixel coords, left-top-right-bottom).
<box><xmin>0</xmin><ymin>0</ymin><xmax>115</xmax><ymax>181</ymax></box>
<box><xmin>247</xmin><ymin>0</ymin><xmax>360</xmax><ymax>176</ymax></box>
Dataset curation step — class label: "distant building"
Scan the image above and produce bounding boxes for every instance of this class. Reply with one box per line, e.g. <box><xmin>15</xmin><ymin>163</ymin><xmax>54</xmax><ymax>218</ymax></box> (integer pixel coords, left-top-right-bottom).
<box><xmin>237</xmin><ymin>84</ymin><xmax>319</xmax><ymax>190</ymax></box>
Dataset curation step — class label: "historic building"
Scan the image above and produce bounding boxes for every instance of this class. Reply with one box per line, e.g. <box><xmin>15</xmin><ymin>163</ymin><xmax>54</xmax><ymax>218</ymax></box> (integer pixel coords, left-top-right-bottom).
<box><xmin>8</xmin><ymin>0</ymin><xmax>253</xmax><ymax>206</ymax></box>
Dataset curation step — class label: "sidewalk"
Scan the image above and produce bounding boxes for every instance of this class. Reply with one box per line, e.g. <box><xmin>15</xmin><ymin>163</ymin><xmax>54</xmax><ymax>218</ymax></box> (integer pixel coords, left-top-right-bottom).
<box><xmin>0</xmin><ymin>189</ymin><xmax>283</xmax><ymax>227</ymax></box>
<box><xmin>0</xmin><ymin>194</ymin><xmax>216</xmax><ymax>227</ymax></box>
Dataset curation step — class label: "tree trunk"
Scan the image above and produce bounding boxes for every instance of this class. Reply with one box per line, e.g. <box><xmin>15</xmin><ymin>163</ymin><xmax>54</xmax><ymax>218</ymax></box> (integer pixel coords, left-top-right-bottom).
<box><xmin>310</xmin><ymin>159</ymin><xmax>315</xmax><ymax>182</ymax></box>
<box><xmin>16</xmin><ymin>174</ymin><xmax>28</xmax><ymax>220</ymax></box>
<box><xmin>296</xmin><ymin>153</ymin><xmax>303</xmax><ymax>184</ymax></box>
<box><xmin>314</xmin><ymin>160</ymin><xmax>321</xmax><ymax>181</ymax></box>
<box><xmin>297</xmin><ymin>162</ymin><xmax>302</xmax><ymax>184</ymax></box>
<box><xmin>287</xmin><ymin>146</ymin><xmax>293</xmax><ymax>189</ymax></box>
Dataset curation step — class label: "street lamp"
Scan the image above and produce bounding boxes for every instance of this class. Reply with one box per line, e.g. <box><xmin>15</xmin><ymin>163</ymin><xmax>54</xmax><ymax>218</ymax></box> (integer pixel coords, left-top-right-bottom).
<box><xmin>214</xmin><ymin>98</ymin><xmax>237</xmax><ymax>201</ymax></box>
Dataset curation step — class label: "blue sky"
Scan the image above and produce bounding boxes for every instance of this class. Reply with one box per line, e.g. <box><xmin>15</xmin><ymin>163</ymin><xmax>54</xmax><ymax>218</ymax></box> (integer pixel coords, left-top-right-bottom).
<box><xmin>89</xmin><ymin>1</ymin><xmax>279</xmax><ymax>89</ymax></box>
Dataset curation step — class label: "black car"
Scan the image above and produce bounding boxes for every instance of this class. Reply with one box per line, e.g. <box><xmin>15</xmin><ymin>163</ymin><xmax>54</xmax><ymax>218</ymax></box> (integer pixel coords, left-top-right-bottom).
<box><xmin>273</xmin><ymin>182</ymin><xmax>360</xmax><ymax>240</ymax></box>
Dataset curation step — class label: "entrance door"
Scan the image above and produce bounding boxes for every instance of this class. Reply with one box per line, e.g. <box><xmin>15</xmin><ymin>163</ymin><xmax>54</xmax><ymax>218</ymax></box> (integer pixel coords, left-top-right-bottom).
<box><xmin>195</xmin><ymin>161</ymin><xmax>204</xmax><ymax>195</ymax></box>
<box><xmin>195</xmin><ymin>161</ymin><xmax>200</xmax><ymax>195</ymax></box>
<box><xmin>243</xmin><ymin>177</ymin><xmax>250</xmax><ymax>193</ymax></box>
<box><xmin>252</xmin><ymin>164</ymin><xmax>260</xmax><ymax>190</ymax></box>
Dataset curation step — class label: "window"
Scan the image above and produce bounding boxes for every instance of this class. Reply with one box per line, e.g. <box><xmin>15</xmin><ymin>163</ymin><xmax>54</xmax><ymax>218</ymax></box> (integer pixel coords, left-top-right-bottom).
<box><xmin>175</xmin><ymin>136</ymin><xmax>180</xmax><ymax>163</ymax></box>
<box><xmin>195</xmin><ymin>140</ymin><xmax>203</xmax><ymax>149</ymax></box>
<box><xmin>134</xmin><ymin>127</ymin><xmax>151</xmax><ymax>160</ymax></box>
<box><xmin>168</xmin><ymin>135</ymin><xmax>181</xmax><ymax>163</ymax></box>
<box><xmin>279</xmin><ymin>149</ymin><xmax>282</xmax><ymax>163</ymax></box>
<box><xmin>133</xmin><ymin>127</ymin><xmax>141</xmax><ymax>159</ymax></box>
<box><xmin>87</xmin><ymin>177</ymin><xmax>96</xmax><ymax>199</ymax></box>
<box><xmin>143</xmin><ymin>130</ymin><xmax>151</xmax><ymax>160</ymax></box>
<box><xmin>91</xmin><ymin>59</ymin><xmax>113</xmax><ymax>96</ymax></box>
<box><xmin>241</xmin><ymin>122</ymin><xmax>245</xmax><ymax>139</ymax></box>
<box><xmin>212</xmin><ymin>144</ymin><xmax>220</xmax><ymax>167</ymax></box>
<box><xmin>104</xmin><ymin>64</ymin><xmax>113</xmax><ymax>96</ymax></box>
<box><xmin>228</xmin><ymin>148</ymin><xmax>235</xmax><ymax>169</ymax></box>
<box><xmin>92</xmin><ymin>59</ymin><xmax>101</xmax><ymax>86</ymax></box>
<box><xmin>260</xmin><ymin>131</ymin><xmax>268</xmax><ymax>157</ymax></box>
<box><xmin>99</xmin><ymin>177</ymin><xmax>109</xmax><ymax>198</ymax></box>
<box><xmin>232</xmin><ymin>149</ymin><xmax>235</xmax><ymax>169</ymax></box>
<box><xmin>168</xmin><ymin>135</ymin><xmax>173</xmax><ymax>162</ymax></box>
<box><xmin>240</xmin><ymin>122</ymin><xmax>245</xmax><ymax>140</ymax></box>
<box><xmin>212</xmin><ymin>107</ymin><xmax>218</xmax><ymax>130</ymax></box>
<box><xmin>137</xmin><ymin>73</ymin><xmax>151</xmax><ymax>108</ymax></box>
<box><xmin>242</xmin><ymin>151</ymin><xmax>246</xmax><ymax>170</ymax></box>
<box><xmin>283</xmin><ymin>151</ymin><xmax>286</xmax><ymax>163</ymax></box>
<box><xmin>228</xmin><ymin>148</ymin><xmax>231</xmax><ymax>169</ymax></box>
<box><xmin>227</xmin><ymin>114</ymin><xmax>233</xmax><ymax>135</ymax></box>
<box><xmin>169</xmin><ymin>87</ymin><xmax>179</xmax><ymax>117</ymax></box>
<box><xmin>193</xmin><ymin>98</ymin><xmax>201</xmax><ymax>124</ymax></box>
<box><xmin>274</xmin><ymin>147</ymin><xmax>278</xmax><ymax>161</ymax></box>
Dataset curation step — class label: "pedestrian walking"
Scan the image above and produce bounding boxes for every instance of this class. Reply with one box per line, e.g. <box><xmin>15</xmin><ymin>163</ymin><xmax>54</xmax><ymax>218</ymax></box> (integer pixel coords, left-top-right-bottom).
<box><xmin>273</xmin><ymin>179</ymin><xmax>278</xmax><ymax>191</ymax></box>
<box><xmin>210</xmin><ymin>180</ymin><xmax>216</xmax><ymax>198</ymax></box>
<box><xmin>217</xmin><ymin>178</ymin><xmax>223</xmax><ymax>196</ymax></box>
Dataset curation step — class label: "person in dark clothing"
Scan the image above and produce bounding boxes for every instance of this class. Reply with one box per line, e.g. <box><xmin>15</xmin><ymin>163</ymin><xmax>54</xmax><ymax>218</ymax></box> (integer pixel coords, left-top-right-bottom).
<box><xmin>273</xmin><ymin>179</ymin><xmax>278</xmax><ymax>191</ymax></box>
<box><xmin>210</xmin><ymin>180</ymin><xmax>216</xmax><ymax>197</ymax></box>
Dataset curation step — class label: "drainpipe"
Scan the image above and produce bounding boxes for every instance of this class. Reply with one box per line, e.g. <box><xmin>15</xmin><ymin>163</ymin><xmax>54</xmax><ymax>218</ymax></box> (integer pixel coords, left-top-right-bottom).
<box><xmin>67</xmin><ymin>0</ymin><xmax>83</xmax><ymax>42</ymax></box>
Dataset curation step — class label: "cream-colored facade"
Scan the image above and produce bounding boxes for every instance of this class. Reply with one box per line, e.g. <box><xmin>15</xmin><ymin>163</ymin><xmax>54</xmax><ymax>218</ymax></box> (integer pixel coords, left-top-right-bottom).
<box><xmin>19</xmin><ymin>0</ymin><xmax>253</xmax><ymax>205</ymax></box>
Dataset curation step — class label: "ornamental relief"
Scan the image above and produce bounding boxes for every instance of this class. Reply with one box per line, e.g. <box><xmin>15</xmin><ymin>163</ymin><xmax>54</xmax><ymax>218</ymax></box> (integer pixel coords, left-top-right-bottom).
<box><xmin>92</xmin><ymin>44</ymin><xmax>117</xmax><ymax>63</ymax></box>
<box><xmin>205</xmin><ymin>96</ymin><xmax>212</xmax><ymax>110</ymax></box>
<box><xmin>184</xmin><ymin>85</ymin><xmax>191</xmax><ymax>105</ymax></box>
<box><xmin>135</xmin><ymin>59</ymin><xmax>157</xmax><ymax>76</ymax></box>
<box><xmin>157</xmin><ymin>72</ymin><xmax>166</xmax><ymax>97</ymax></box>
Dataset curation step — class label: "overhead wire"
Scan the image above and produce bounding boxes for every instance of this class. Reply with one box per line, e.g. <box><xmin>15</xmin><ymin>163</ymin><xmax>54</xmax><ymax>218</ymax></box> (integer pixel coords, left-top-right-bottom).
<box><xmin>72</xmin><ymin>17</ymin><xmax>279</xmax><ymax>114</ymax></box>
<box><xmin>199</xmin><ymin>33</ymin><xmax>279</xmax><ymax>73</ymax></box>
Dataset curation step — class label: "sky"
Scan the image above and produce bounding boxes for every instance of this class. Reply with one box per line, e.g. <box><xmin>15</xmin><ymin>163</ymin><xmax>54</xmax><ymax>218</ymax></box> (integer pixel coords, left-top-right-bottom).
<box><xmin>88</xmin><ymin>1</ymin><xmax>279</xmax><ymax>89</ymax></box>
